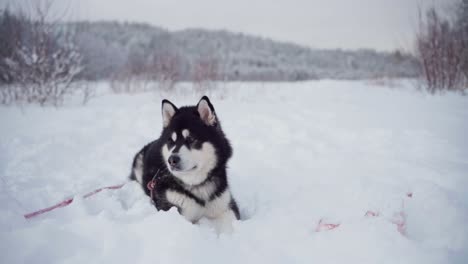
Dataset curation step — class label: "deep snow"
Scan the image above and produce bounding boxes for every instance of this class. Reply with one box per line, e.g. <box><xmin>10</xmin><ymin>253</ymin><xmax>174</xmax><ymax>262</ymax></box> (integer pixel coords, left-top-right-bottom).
<box><xmin>0</xmin><ymin>80</ymin><xmax>467</xmax><ymax>264</ymax></box>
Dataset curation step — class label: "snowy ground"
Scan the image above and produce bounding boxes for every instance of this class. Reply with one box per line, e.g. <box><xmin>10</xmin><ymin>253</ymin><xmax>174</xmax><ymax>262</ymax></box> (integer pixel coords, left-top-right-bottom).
<box><xmin>1</xmin><ymin>80</ymin><xmax>467</xmax><ymax>263</ymax></box>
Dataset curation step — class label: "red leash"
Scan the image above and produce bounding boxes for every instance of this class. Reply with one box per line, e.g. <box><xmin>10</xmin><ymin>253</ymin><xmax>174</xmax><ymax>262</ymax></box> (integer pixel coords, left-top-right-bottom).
<box><xmin>146</xmin><ymin>169</ymin><xmax>160</xmax><ymax>203</ymax></box>
<box><xmin>24</xmin><ymin>183</ymin><xmax>125</xmax><ymax>219</ymax></box>
<box><xmin>25</xmin><ymin>178</ymin><xmax>412</xmax><ymax>237</ymax></box>
<box><xmin>24</xmin><ymin>170</ymin><xmax>161</xmax><ymax>219</ymax></box>
<box><xmin>315</xmin><ymin>192</ymin><xmax>412</xmax><ymax>235</ymax></box>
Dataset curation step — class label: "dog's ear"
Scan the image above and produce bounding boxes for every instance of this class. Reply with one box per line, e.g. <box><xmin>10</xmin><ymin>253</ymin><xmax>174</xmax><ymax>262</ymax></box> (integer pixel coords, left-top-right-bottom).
<box><xmin>162</xmin><ymin>99</ymin><xmax>178</xmax><ymax>127</ymax></box>
<box><xmin>197</xmin><ymin>96</ymin><xmax>216</xmax><ymax>126</ymax></box>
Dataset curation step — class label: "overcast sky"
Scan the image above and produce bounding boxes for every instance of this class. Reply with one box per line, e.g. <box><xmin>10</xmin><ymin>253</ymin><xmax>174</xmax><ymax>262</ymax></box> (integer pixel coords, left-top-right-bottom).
<box><xmin>1</xmin><ymin>0</ymin><xmax>453</xmax><ymax>51</ymax></box>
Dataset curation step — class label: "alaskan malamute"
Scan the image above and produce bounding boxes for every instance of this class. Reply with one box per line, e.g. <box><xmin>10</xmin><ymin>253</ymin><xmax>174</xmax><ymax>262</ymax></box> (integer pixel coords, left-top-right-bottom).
<box><xmin>130</xmin><ymin>96</ymin><xmax>239</xmax><ymax>231</ymax></box>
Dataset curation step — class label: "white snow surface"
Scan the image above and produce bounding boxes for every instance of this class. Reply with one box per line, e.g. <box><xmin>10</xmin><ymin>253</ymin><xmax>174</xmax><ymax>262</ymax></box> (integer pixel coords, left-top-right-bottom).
<box><xmin>1</xmin><ymin>80</ymin><xmax>467</xmax><ymax>263</ymax></box>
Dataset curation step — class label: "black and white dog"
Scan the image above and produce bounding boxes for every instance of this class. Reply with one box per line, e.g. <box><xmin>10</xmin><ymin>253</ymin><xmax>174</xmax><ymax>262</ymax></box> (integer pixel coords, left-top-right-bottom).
<box><xmin>130</xmin><ymin>96</ymin><xmax>239</xmax><ymax>231</ymax></box>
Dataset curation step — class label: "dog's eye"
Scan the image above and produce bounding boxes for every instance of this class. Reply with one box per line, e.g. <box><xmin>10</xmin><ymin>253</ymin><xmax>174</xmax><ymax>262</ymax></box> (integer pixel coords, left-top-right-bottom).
<box><xmin>186</xmin><ymin>136</ymin><xmax>195</xmax><ymax>144</ymax></box>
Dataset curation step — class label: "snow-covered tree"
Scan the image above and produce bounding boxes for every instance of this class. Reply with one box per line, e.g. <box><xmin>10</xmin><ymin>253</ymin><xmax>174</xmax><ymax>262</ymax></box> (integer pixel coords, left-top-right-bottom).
<box><xmin>1</xmin><ymin>3</ymin><xmax>83</xmax><ymax>106</ymax></box>
<box><xmin>7</xmin><ymin>33</ymin><xmax>83</xmax><ymax>105</ymax></box>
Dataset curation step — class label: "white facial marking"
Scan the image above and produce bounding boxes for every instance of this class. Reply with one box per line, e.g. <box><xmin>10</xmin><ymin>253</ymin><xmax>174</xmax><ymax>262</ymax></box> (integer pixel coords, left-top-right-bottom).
<box><xmin>162</xmin><ymin>144</ymin><xmax>175</xmax><ymax>163</ymax></box>
<box><xmin>133</xmin><ymin>153</ymin><xmax>144</xmax><ymax>183</ymax></box>
<box><xmin>161</xmin><ymin>142</ymin><xmax>218</xmax><ymax>186</ymax></box>
<box><xmin>172</xmin><ymin>132</ymin><xmax>177</xmax><ymax>142</ymax></box>
<box><xmin>182</xmin><ymin>129</ymin><xmax>190</xmax><ymax>139</ymax></box>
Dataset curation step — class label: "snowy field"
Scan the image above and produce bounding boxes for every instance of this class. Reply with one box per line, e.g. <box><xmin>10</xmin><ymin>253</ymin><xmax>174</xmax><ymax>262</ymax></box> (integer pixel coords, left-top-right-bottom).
<box><xmin>1</xmin><ymin>80</ymin><xmax>467</xmax><ymax>263</ymax></box>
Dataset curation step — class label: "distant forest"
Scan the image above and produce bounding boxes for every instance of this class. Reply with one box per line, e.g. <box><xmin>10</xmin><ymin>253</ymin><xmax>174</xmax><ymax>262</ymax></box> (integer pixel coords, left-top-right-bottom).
<box><xmin>0</xmin><ymin>8</ymin><xmax>419</xmax><ymax>88</ymax></box>
<box><xmin>2</xmin><ymin>2</ymin><xmax>466</xmax><ymax>106</ymax></box>
<box><xmin>69</xmin><ymin>21</ymin><xmax>418</xmax><ymax>82</ymax></box>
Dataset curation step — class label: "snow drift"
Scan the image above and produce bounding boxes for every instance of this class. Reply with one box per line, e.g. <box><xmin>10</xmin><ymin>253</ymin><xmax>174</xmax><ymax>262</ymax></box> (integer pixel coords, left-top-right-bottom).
<box><xmin>0</xmin><ymin>80</ymin><xmax>467</xmax><ymax>263</ymax></box>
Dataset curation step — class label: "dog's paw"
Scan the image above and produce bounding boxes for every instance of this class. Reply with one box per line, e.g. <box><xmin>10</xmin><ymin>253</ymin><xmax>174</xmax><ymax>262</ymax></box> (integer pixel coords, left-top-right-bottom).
<box><xmin>152</xmin><ymin>177</ymin><xmax>174</xmax><ymax>211</ymax></box>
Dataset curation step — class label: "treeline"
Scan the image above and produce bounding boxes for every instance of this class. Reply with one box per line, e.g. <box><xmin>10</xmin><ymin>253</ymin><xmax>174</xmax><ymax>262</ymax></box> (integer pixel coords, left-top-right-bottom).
<box><xmin>0</xmin><ymin>8</ymin><xmax>420</xmax><ymax>85</ymax></box>
<box><xmin>70</xmin><ymin>22</ymin><xmax>419</xmax><ymax>82</ymax></box>
<box><xmin>1</xmin><ymin>0</ymin><xmax>466</xmax><ymax>106</ymax></box>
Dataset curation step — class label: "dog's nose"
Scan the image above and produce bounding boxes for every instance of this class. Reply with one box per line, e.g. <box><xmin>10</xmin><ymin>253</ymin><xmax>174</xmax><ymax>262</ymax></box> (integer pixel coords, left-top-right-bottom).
<box><xmin>168</xmin><ymin>155</ymin><xmax>181</xmax><ymax>167</ymax></box>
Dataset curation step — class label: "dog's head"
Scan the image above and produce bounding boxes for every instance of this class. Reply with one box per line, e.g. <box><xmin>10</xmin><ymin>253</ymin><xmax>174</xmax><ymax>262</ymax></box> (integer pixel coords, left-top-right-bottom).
<box><xmin>160</xmin><ymin>96</ymin><xmax>232</xmax><ymax>186</ymax></box>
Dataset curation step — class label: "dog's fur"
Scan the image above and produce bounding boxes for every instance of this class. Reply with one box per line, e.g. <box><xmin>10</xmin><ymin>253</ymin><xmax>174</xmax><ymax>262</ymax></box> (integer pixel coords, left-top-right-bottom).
<box><xmin>129</xmin><ymin>96</ymin><xmax>240</xmax><ymax>228</ymax></box>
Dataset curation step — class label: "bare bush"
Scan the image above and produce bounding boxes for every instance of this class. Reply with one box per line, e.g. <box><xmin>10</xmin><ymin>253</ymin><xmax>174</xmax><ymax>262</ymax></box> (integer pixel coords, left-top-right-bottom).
<box><xmin>416</xmin><ymin>7</ymin><xmax>467</xmax><ymax>93</ymax></box>
<box><xmin>109</xmin><ymin>40</ymin><xmax>181</xmax><ymax>94</ymax></box>
<box><xmin>192</xmin><ymin>58</ymin><xmax>219</xmax><ymax>92</ymax></box>
<box><xmin>365</xmin><ymin>77</ymin><xmax>402</xmax><ymax>89</ymax></box>
<box><xmin>6</xmin><ymin>36</ymin><xmax>83</xmax><ymax>106</ymax></box>
<box><xmin>77</xmin><ymin>81</ymin><xmax>95</xmax><ymax>105</ymax></box>
<box><xmin>110</xmin><ymin>72</ymin><xmax>152</xmax><ymax>94</ymax></box>
<box><xmin>0</xmin><ymin>2</ymin><xmax>84</xmax><ymax>106</ymax></box>
<box><xmin>147</xmin><ymin>53</ymin><xmax>181</xmax><ymax>91</ymax></box>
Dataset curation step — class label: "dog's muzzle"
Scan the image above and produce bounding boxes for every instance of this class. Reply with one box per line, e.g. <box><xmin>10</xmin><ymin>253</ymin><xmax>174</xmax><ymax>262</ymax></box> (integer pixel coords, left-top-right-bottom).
<box><xmin>168</xmin><ymin>154</ymin><xmax>181</xmax><ymax>170</ymax></box>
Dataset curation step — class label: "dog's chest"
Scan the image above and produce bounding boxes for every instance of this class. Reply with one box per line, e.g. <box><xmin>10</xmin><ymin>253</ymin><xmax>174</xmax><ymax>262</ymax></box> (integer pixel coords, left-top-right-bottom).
<box><xmin>189</xmin><ymin>182</ymin><xmax>216</xmax><ymax>201</ymax></box>
<box><xmin>193</xmin><ymin>184</ymin><xmax>231</xmax><ymax>217</ymax></box>
<box><xmin>166</xmin><ymin>182</ymin><xmax>231</xmax><ymax>222</ymax></box>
